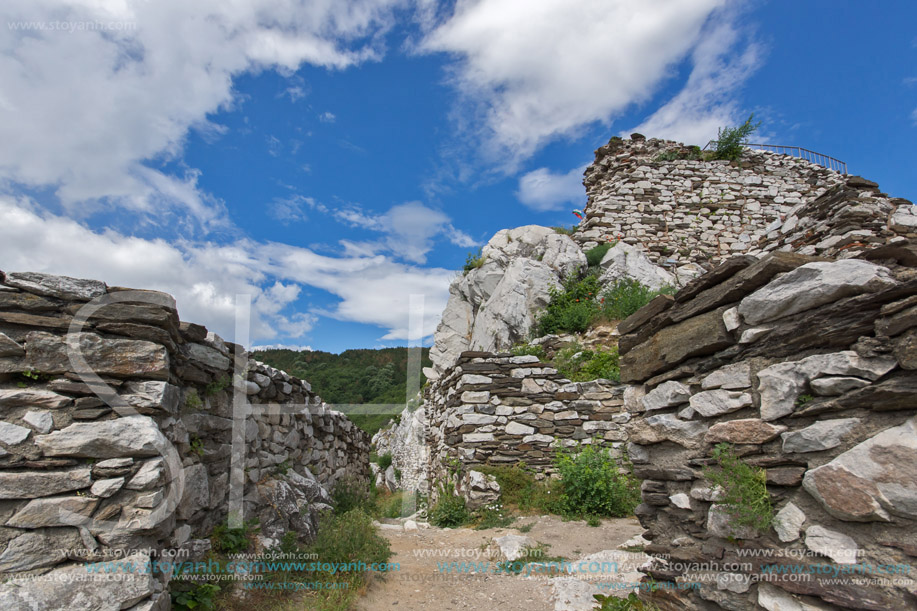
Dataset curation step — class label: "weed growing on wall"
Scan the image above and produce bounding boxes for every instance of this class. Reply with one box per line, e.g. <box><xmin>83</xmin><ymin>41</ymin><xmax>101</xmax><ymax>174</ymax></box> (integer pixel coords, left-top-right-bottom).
<box><xmin>712</xmin><ymin>114</ymin><xmax>761</xmax><ymax>161</ymax></box>
<box><xmin>704</xmin><ymin>443</ymin><xmax>774</xmax><ymax>533</ymax></box>
<box><xmin>585</xmin><ymin>243</ymin><xmax>613</xmax><ymax>267</ymax></box>
<box><xmin>462</xmin><ymin>247</ymin><xmax>486</xmax><ymax>274</ymax></box>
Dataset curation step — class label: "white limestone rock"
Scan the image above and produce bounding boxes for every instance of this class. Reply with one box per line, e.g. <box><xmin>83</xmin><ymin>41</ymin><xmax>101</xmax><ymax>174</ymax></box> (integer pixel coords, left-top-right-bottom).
<box><xmin>598</xmin><ymin>242</ymin><xmax>675</xmax><ymax>291</ymax></box>
<box><xmin>641</xmin><ymin>381</ymin><xmax>691</xmax><ymax>411</ymax></box>
<box><xmin>781</xmin><ymin>418</ymin><xmax>859</xmax><ymax>453</ymax></box>
<box><xmin>738</xmin><ymin>259</ymin><xmax>896</xmax><ymax>325</ymax></box>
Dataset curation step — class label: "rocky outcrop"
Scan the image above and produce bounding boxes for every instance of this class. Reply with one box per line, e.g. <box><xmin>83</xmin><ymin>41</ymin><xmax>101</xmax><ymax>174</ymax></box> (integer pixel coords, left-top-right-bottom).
<box><xmin>619</xmin><ymin>249</ymin><xmax>917</xmax><ymax>610</ymax></box>
<box><xmin>372</xmin><ymin>405</ymin><xmax>430</xmax><ymax>493</ymax></box>
<box><xmin>429</xmin><ymin>226</ymin><xmax>585</xmax><ymax>374</ymax></box>
<box><xmin>0</xmin><ymin>270</ymin><xmax>369</xmax><ymax>609</ymax></box>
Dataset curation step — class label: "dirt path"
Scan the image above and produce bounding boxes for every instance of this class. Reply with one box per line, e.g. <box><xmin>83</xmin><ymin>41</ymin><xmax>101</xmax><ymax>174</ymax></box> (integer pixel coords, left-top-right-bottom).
<box><xmin>356</xmin><ymin>515</ymin><xmax>644</xmax><ymax>611</ymax></box>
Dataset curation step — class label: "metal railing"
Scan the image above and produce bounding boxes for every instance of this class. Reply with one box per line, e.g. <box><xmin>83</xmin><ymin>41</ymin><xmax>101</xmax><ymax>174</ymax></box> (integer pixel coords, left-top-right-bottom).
<box><xmin>703</xmin><ymin>141</ymin><xmax>847</xmax><ymax>174</ymax></box>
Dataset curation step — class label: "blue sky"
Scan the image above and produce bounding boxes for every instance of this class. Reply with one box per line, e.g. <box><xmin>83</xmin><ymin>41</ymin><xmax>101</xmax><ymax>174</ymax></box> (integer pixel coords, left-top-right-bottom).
<box><xmin>1</xmin><ymin>0</ymin><xmax>914</xmax><ymax>352</ymax></box>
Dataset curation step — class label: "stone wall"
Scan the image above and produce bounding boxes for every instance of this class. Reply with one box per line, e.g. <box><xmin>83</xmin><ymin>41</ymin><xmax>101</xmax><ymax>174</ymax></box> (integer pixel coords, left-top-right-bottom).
<box><xmin>575</xmin><ymin>136</ymin><xmax>916</xmax><ymax>268</ymax></box>
<box><xmin>425</xmin><ymin>351</ymin><xmax>631</xmax><ymax>499</ymax></box>
<box><xmin>618</xmin><ymin>246</ymin><xmax>917</xmax><ymax>609</ymax></box>
<box><xmin>0</xmin><ymin>270</ymin><xmax>369</xmax><ymax>610</ymax></box>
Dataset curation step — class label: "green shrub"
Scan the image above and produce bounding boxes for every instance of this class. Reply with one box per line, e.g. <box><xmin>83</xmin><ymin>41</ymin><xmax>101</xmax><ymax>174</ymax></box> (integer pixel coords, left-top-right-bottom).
<box><xmin>377</xmin><ymin>452</ymin><xmax>393</xmax><ymax>470</ymax></box>
<box><xmin>429</xmin><ymin>482</ymin><xmax>469</xmax><ymax>528</ymax></box>
<box><xmin>585</xmin><ymin>243</ymin><xmax>613</xmax><ymax>267</ymax></box>
<box><xmin>601</xmin><ymin>278</ymin><xmax>674</xmax><ymax>321</ymax></box>
<box><xmin>554</xmin><ymin>444</ymin><xmax>640</xmax><ymax>518</ymax></box>
<box><xmin>553</xmin><ymin>345</ymin><xmax>620</xmax><ymax>382</ymax></box>
<box><xmin>309</xmin><ymin>508</ymin><xmax>392</xmax><ymax>565</ymax></box>
<box><xmin>552</xmin><ymin>225</ymin><xmax>577</xmax><ymax>235</ymax></box>
<box><xmin>172</xmin><ymin>583</ymin><xmax>220</xmax><ymax>611</ymax></box>
<box><xmin>712</xmin><ymin>114</ymin><xmax>761</xmax><ymax>161</ymax></box>
<box><xmin>475</xmin><ymin>463</ymin><xmax>562</xmax><ymax>515</ymax></box>
<box><xmin>463</xmin><ymin>248</ymin><xmax>486</xmax><ymax>274</ymax></box>
<box><xmin>536</xmin><ymin>273</ymin><xmax>604</xmax><ymax>335</ymax></box>
<box><xmin>211</xmin><ymin>520</ymin><xmax>255</xmax><ymax>554</ymax></box>
<box><xmin>183</xmin><ymin>389</ymin><xmax>202</xmax><ymax>411</ymax></box>
<box><xmin>472</xmin><ymin>501</ymin><xmax>514</xmax><ymax>530</ymax></box>
<box><xmin>332</xmin><ymin>474</ymin><xmax>377</xmax><ymax>515</ymax></box>
<box><xmin>703</xmin><ymin>443</ymin><xmax>774</xmax><ymax>533</ymax></box>
<box><xmin>593</xmin><ymin>592</ymin><xmax>660</xmax><ymax>610</ymax></box>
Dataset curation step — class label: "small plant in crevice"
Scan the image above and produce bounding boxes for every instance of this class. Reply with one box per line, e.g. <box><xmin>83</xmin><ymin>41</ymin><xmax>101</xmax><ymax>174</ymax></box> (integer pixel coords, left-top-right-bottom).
<box><xmin>16</xmin><ymin>369</ymin><xmax>46</xmax><ymax>388</ymax></box>
<box><xmin>189</xmin><ymin>436</ymin><xmax>205</xmax><ymax>457</ymax></box>
<box><xmin>377</xmin><ymin>452</ymin><xmax>393</xmax><ymax>470</ymax></box>
<box><xmin>183</xmin><ymin>389</ymin><xmax>202</xmax><ymax>411</ymax></box>
<box><xmin>703</xmin><ymin>443</ymin><xmax>774</xmax><ymax>534</ymax></box>
<box><xmin>274</xmin><ymin>459</ymin><xmax>291</xmax><ymax>476</ymax></box>
<box><xmin>552</xmin><ymin>225</ymin><xmax>577</xmax><ymax>236</ymax></box>
<box><xmin>795</xmin><ymin>393</ymin><xmax>814</xmax><ymax>408</ymax></box>
<box><xmin>204</xmin><ymin>374</ymin><xmax>230</xmax><ymax>396</ymax></box>
<box><xmin>462</xmin><ymin>247</ymin><xmax>486</xmax><ymax>274</ymax></box>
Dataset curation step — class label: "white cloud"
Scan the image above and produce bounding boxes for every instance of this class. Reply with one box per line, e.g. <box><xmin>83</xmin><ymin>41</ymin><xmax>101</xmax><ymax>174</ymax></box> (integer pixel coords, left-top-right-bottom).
<box><xmin>306</xmin><ymin>198</ymin><xmax>480</xmax><ymax>263</ymax></box>
<box><xmin>269</xmin><ymin>195</ymin><xmax>313</xmax><ymax>224</ymax></box>
<box><xmin>0</xmin><ymin>196</ymin><xmax>452</xmax><ymax>344</ymax></box>
<box><xmin>0</xmin><ymin>0</ymin><xmax>405</xmax><ymax>226</ymax></box>
<box><xmin>627</xmin><ymin>14</ymin><xmax>762</xmax><ymax>145</ymax></box>
<box><xmin>516</xmin><ymin>165</ymin><xmax>588</xmax><ymax>212</ymax></box>
<box><xmin>319</xmin><ymin>111</ymin><xmax>337</xmax><ymax>123</ymax></box>
<box><xmin>420</xmin><ymin>0</ymin><xmax>727</xmax><ymax>167</ymax></box>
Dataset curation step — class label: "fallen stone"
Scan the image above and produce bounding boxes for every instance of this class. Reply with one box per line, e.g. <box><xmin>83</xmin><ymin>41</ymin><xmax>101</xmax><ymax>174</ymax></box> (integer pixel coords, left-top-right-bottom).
<box><xmin>781</xmin><ymin>418</ymin><xmax>859</xmax><ymax>453</ymax></box>
<box><xmin>493</xmin><ymin>534</ymin><xmax>534</xmax><ymax>561</ymax></box>
<box><xmin>36</xmin><ymin>416</ymin><xmax>168</xmax><ymax>458</ymax></box>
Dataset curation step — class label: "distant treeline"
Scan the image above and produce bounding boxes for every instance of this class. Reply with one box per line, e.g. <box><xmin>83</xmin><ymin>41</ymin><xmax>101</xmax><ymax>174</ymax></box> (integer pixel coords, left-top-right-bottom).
<box><xmin>252</xmin><ymin>347</ymin><xmax>431</xmax><ymax>436</ymax></box>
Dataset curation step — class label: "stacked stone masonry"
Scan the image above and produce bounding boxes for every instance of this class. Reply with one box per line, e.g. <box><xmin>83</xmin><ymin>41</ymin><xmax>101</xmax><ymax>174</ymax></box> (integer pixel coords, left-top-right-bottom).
<box><xmin>619</xmin><ymin>240</ymin><xmax>917</xmax><ymax>609</ymax></box>
<box><xmin>425</xmin><ymin>351</ymin><xmax>630</xmax><ymax>500</ymax></box>
<box><xmin>0</xmin><ymin>270</ymin><xmax>369</xmax><ymax>610</ymax></box>
<box><xmin>577</xmin><ymin>136</ymin><xmax>916</xmax><ymax>270</ymax></box>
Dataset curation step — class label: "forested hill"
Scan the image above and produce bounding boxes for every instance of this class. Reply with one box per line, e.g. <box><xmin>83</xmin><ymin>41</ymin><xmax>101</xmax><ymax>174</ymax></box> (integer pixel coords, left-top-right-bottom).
<box><xmin>252</xmin><ymin>347</ymin><xmax>431</xmax><ymax>435</ymax></box>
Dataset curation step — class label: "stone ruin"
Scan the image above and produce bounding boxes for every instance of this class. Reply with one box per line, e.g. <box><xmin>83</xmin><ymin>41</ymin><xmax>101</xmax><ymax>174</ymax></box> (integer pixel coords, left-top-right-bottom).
<box><xmin>0</xmin><ymin>271</ymin><xmax>369</xmax><ymax>609</ymax></box>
